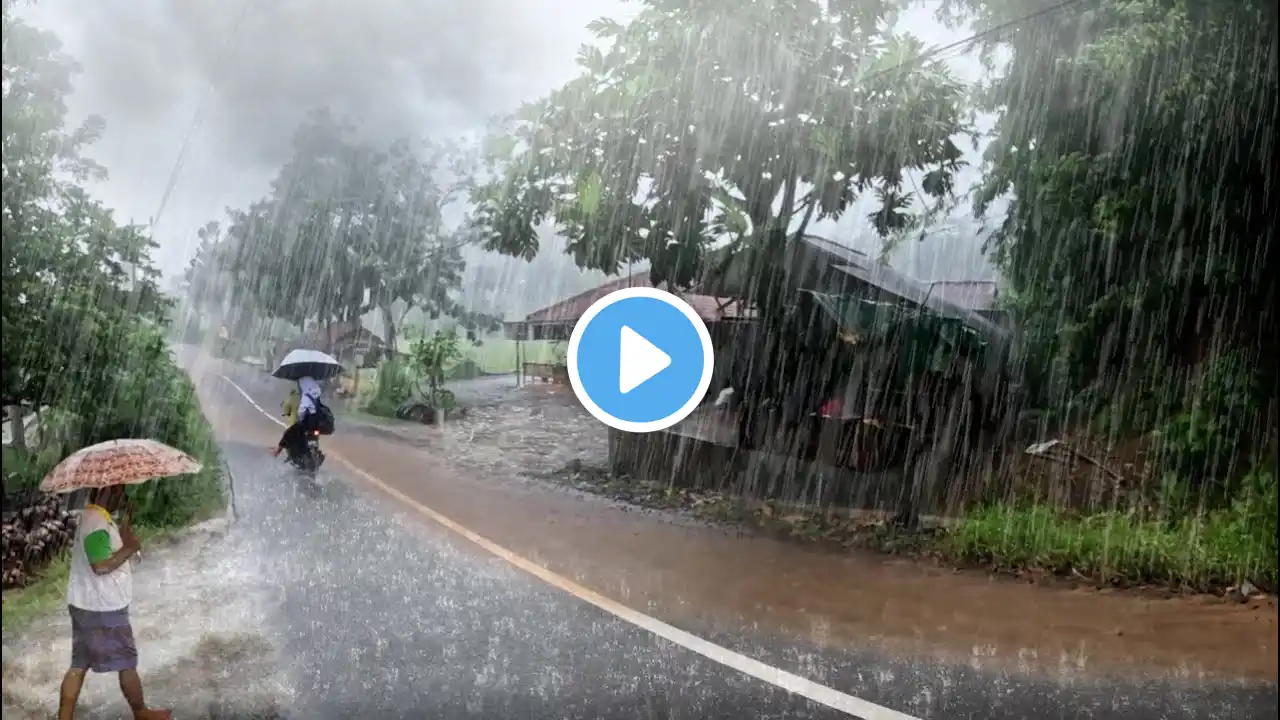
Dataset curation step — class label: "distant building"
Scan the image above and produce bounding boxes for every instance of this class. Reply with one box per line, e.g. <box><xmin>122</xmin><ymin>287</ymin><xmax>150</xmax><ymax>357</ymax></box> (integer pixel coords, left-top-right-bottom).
<box><xmin>283</xmin><ymin>320</ymin><xmax>392</xmax><ymax>369</ymax></box>
<box><xmin>505</xmin><ymin>273</ymin><xmax>753</xmax><ymax>342</ymax></box>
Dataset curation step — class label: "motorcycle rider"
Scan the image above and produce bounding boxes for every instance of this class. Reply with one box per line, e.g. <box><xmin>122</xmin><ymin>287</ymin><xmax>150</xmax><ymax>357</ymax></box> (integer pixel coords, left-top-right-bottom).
<box><xmin>270</xmin><ymin>376</ymin><xmax>322</xmax><ymax>461</ymax></box>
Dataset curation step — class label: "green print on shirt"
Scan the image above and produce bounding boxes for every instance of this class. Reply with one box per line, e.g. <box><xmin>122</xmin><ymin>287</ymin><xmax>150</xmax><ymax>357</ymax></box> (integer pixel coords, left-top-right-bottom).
<box><xmin>83</xmin><ymin>529</ymin><xmax>114</xmax><ymax>564</ymax></box>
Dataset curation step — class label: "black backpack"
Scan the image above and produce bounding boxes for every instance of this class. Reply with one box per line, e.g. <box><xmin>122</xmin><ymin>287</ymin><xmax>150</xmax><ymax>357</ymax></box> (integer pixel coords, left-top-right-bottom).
<box><xmin>312</xmin><ymin>399</ymin><xmax>336</xmax><ymax>435</ymax></box>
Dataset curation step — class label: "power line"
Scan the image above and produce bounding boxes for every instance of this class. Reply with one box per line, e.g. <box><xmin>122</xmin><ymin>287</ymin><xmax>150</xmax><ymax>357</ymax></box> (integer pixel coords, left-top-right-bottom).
<box><xmin>150</xmin><ymin>0</ymin><xmax>259</xmax><ymax>232</ymax></box>
<box><xmin>795</xmin><ymin>0</ymin><xmax>1089</xmax><ymax>88</ymax></box>
<box><xmin>875</xmin><ymin>0</ymin><xmax>1087</xmax><ymax>80</ymax></box>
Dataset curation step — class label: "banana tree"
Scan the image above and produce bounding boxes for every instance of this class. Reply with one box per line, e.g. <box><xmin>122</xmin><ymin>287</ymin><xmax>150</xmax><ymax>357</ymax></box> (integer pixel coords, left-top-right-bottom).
<box><xmin>409</xmin><ymin>328</ymin><xmax>463</xmax><ymax>412</ymax></box>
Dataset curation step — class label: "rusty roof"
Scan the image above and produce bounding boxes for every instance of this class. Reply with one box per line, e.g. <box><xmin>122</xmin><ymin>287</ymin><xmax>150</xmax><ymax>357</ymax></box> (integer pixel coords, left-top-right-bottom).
<box><xmin>524</xmin><ymin>272</ymin><xmax>754</xmax><ymax>325</ymax></box>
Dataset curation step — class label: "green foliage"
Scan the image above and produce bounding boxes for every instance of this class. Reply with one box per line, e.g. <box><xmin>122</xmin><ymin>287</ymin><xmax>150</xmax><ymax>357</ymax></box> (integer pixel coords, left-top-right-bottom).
<box><xmin>472</xmin><ymin>0</ymin><xmax>970</xmax><ymax>288</ymax></box>
<box><xmin>364</xmin><ymin>357</ymin><xmax>415</xmax><ymax>417</ymax></box>
<box><xmin>410</xmin><ymin>329</ymin><xmax>463</xmax><ymax>410</ymax></box>
<box><xmin>181</xmin><ymin>111</ymin><xmax>498</xmax><ymax>352</ymax></box>
<box><xmin>1</xmin><ymin>9</ymin><xmax>221</xmax><ymax>527</ymax></box>
<box><xmin>3</xmin><ymin>329</ymin><xmax>224</xmax><ymax>527</ymax></box>
<box><xmin>945</xmin><ymin>0</ymin><xmax>1278</xmax><ymax>418</ymax></box>
<box><xmin>2</xmin><ymin>11</ymin><xmax>170</xmax><ymax>410</ymax></box>
<box><xmin>947</xmin><ymin>482</ymin><xmax>1277</xmax><ymax>591</ymax></box>
<box><xmin>1150</xmin><ymin>353</ymin><xmax>1260</xmax><ymax>503</ymax></box>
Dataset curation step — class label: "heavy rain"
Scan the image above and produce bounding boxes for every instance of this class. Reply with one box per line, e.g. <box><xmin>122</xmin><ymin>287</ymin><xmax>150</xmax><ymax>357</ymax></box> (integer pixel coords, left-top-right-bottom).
<box><xmin>2</xmin><ymin>0</ymin><xmax>1276</xmax><ymax>718</ymax></box>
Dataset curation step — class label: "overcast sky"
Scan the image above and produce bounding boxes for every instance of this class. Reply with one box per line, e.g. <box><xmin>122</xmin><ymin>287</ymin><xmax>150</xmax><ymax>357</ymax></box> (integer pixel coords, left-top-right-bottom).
<box><xmin>19</xmin><ymin>0</ymin><xmax>996</xmax><ymax>283</ymax></box>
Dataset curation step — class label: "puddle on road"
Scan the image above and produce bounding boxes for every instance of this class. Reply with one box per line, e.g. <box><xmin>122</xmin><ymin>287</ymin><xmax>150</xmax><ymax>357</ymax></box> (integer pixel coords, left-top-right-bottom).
<box><xmin>1</xmin><ymin>518</ymin><xmax>294</xmax><ymax>719</ymax></box>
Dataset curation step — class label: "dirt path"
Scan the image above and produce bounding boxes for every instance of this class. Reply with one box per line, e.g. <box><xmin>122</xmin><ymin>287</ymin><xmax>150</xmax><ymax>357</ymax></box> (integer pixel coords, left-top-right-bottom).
<box><xmin>195</xmin><ymin>358</ymin><xmax>1278</xmax><ymax>684</ymax></box>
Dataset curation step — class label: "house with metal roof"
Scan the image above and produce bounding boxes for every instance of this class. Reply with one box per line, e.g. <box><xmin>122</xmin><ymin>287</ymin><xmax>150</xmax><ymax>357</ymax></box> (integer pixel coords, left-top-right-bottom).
<box><xmin>504</xmin><ymin>272</ymin><xmax>754</xmax><ymax>342</ymax></box>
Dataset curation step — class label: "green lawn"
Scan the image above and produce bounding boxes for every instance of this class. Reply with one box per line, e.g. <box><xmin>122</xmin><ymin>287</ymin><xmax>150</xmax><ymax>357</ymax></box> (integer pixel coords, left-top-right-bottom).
<box><xmin>461</xmin><ymin>339</ymin><xmax>562</xmax><ymax>374</ymax></box>
<box><xmin>341</xmin><ymin>339</ymin><xmax>565</xmax><ymax>408</ymax></box>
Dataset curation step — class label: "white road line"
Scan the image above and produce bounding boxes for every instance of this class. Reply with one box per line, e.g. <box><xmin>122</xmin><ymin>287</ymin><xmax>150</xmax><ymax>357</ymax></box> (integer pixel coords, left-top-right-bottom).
<box><xmin>217</xmin><ymin>373</ymin><xmax>921</xmax><ymax>720</ymax></box>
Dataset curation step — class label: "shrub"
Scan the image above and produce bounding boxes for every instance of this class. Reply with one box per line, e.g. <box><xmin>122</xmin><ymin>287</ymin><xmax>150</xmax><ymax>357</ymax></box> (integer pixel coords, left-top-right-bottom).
<box><xmin>370</xmin><ymin>358</ymin><xmax>413</xmax><ymax>404</ymax></box>
<box><xmin>18</xmin><ymin>324</ymin><xmax>225</xmax><ymax>528</ymax></box>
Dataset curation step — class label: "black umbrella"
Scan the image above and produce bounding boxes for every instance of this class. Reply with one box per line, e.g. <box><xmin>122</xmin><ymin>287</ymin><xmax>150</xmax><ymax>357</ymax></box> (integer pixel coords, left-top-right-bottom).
<box><xmin>272</xmin><ymin>349</ymin><xmax>345</xmax><ymax>381</ymax></box>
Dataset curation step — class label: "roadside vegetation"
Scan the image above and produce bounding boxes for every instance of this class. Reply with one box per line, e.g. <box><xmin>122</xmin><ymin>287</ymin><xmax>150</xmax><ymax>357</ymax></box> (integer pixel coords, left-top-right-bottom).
<box><xmin>474</xmin><ymin>0</ymin><xmax>1278</xmax><ymax>594</ymax></box>
<box><xmin>164</xmin><ymin>0</ymin><xmax>1275</xmax><ymax>594</ymax></box>
<box><xmin>2</xmin><ymin>3</ymin><xmax>225</xmax><ymax>628</ymax></box>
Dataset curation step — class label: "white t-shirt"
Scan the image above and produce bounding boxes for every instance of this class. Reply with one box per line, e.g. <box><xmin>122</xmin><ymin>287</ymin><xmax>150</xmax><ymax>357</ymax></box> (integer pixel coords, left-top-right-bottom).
<box><xmin>66</xmin><ymin>505</ymin><xmax>132</xmax><ymax>612</ymax></box>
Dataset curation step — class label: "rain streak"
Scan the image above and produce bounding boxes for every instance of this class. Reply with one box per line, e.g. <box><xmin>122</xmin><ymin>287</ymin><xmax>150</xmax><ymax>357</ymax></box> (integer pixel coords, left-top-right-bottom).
<box><xmin>2</xmin><ymin>1</ymin><xmax>1276</xmax><ymax>719</ymax></box>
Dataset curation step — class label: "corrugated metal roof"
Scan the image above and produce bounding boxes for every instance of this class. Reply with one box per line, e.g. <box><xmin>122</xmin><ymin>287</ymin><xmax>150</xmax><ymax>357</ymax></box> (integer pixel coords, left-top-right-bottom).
<box><xmin>830</xmin><ymin>261</ymin><xmax>1007</xmax><ymax>342</ymax></box>
<box><xmin>523</xmin><ymin>272</ymin><xmax>753</xmax><ymax>325</ymax></box>
<box><xmin>929</xmin><ymin>281</ymin><xmax>999</xmax><ymax>312</ymax></box>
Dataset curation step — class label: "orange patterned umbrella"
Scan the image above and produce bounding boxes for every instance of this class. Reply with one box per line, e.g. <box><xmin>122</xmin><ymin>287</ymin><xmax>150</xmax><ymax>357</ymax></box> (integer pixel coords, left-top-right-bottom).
<box><xmin>39</xmin><ymin>439</ymin><xmax>204</xmax><ymax>494</ymax></box>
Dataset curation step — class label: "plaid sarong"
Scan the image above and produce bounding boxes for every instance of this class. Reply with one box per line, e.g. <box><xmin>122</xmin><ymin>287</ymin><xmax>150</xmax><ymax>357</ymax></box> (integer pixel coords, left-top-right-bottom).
<box><xmin>69</xmin><ymin>605</ymin><xmax>138</xmax><ymax>673</ymax></box>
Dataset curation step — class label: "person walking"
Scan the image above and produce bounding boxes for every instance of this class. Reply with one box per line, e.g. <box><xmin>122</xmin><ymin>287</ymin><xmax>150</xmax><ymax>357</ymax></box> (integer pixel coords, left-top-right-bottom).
<box><xmin>57</xmin><ymin>484</ymin><xmax>171</xmax><ymax>720</ymax></box>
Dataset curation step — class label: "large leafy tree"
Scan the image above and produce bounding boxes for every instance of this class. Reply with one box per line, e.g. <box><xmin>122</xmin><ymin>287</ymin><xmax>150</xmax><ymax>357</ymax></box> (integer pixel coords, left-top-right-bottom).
<box><xmin>201</xmin><ymin>110</ymin><xmax>487</xmax><ymax>352</ymax></box>
<box><xmin>475</xmin><ymin>0</ymin><xmax>969</xmax><ymax>285</ymax></box>
<box><xmin>179</xmin><ymin>221</ymin><xmax>232</xmax><ymax>326</ymax></box>
<box><xmin>2</xmin><ymin>3</ymin><xmax>169</xmax><ymax>413</ymax></box>
<box><xmin>942</xmin><ymin>0</ymin><xmax>1278</xmax><ymax>486</ymax></box>
<box><xmin>0</xmin><ymin>4</ymin><xmax>223</xmax><ymax>522</ymax></box>
<box><xmin>471</xmin><ymin>0</ymin><xmax>973</xmax><ymax>468</ymax></box>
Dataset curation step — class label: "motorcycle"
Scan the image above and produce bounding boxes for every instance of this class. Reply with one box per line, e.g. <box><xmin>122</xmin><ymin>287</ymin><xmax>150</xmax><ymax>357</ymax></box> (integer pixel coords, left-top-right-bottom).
<box><xmin>288</xmin><ymin>429</ymin><xmax>326</xmax><ymax>473</ymax></box>
<box><xmin>270</xmin><ymin>348</ymin><xmax>342</xmax><ymax>497</ymax></box>
<box><xmin>285</xmin><ymin>428</ymin><xmax>326</xmax><ymax>495</ymax></box>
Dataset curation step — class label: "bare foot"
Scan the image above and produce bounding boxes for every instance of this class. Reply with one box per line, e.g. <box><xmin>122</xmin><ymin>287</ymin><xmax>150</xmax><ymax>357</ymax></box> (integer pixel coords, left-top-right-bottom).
<box><xmin>134</xmin><ymin>709</ymin><xmax>172</xmax><ymax>720</ymax></box>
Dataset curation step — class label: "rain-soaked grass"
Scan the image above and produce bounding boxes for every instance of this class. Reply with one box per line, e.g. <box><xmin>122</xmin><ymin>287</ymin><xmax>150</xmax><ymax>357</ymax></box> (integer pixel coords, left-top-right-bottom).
<box><xmin>3</xmin><ymin>525</ymin><xmax>188</xmax><ymax>634</ymax></box>
<box><xmin>1</xmin><ymin>553</ymin><xmax>71</xmax><ymax>634</ymax></box>
<box><xmin>944</xmin><ymin>503</ymin><xmax>1277</xmax><ymax>592</ymax></box>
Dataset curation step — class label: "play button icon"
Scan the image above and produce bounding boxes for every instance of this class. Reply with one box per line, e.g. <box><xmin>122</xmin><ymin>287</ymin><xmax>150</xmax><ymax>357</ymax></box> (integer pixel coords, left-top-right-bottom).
<box><xmin>568</xmin><ymin>286</ymin><xmax>714</xmax><ymax>433</ymax></box>
<box><xmin>618</xmin><ymin>326</ymin><xmax>671</xmax><ymax>394</ymax></box>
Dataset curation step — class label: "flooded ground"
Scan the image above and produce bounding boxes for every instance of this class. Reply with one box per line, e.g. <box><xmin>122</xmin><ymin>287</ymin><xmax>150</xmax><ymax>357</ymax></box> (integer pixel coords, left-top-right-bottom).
<box><xmin>350</xmin><ymin>380</ymin><xmax>608</xmax><ymax>484</ymax></box>
<box><xmin>220</xmin><ymin>369</ymin><xmax>1276</xmax><ymax>685</ymax></box>
<box><xmin>1</xmin><ymin>518</ymin><xmax>292</xmax><ymax>719</ymax></box>
<box><xmin>109</xmin><ymin>352</ymin><xmax>1271</xmax><ymax>718</ymax></box>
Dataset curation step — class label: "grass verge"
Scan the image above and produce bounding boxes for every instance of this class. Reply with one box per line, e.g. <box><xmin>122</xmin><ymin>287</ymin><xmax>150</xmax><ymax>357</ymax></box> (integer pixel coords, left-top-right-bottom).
<box><xmin>942</xmin><ymin>502</ymin><xmax>1277</xmax><ymax>592</ymax></box>
<box><xmin>2</xmin><ymin>522</ymin><xmax>210</xmax><ymax>635</ymax></box>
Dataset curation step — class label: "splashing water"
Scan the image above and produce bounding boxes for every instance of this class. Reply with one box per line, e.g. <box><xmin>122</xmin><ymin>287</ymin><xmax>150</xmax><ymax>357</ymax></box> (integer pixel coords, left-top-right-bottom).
<box><xmin>1</xmin><ymin>518</ymin><xmax>294</xmax><ymax>719</ymax></box>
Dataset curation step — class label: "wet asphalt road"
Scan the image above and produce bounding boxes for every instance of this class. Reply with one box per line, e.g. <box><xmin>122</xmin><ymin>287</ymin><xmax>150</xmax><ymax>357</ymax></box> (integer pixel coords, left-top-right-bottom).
<box><xmin>225</xmin><ymin>440</ymin><xmax>858</xmax><ymax>720</ymax></box>
<box><xmin>185</xmin><ymin>352</ymin><xmax>1278</xmax><ymax>719</ymax></box>
<box><xmin>219</xmin><ymin>428</ymin><xmax>1278</xmax><ymax>720</ymax></box>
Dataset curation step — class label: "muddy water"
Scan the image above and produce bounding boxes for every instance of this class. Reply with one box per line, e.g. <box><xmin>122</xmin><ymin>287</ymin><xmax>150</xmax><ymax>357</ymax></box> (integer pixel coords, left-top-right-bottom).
<box><xmin>1</xmin><ymin>519</ymin><xmax>293</xmax><ymax>719</ymax></box>
<box><xmin>330</xmin><ymin>384</ymin><xmax>1279</xmax><ymax>684</ymax></box>
<box><xmin>186</xmin><ymin>355</ymin><xmax>1279</xmax><ymax>686</ymax></box>
<box><xmin>352</xmin><ymin>382</ymin><xmax>607</xmax><ymax>478</ymax></box>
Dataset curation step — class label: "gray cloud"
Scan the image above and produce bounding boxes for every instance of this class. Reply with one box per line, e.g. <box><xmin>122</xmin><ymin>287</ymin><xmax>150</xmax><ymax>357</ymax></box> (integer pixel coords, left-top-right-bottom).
<box><xmin>54</xmin><ymin>0</ymin><xmax>627</xmax><ymax>165</ymax></box>
<box><xmin>22</xmin><ymin>0</ymin><xmax>627</xmax><ymax>271</ymax></box>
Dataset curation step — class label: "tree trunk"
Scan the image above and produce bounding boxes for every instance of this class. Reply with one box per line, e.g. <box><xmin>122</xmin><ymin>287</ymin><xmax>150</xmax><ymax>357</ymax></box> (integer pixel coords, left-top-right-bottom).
<box><xmin>9</xmin><ymin>405</ymin><xmax>27</xmax><ymax>451</ymax></box>
<box><xmin>380</xmin><ymin>304</ymin><xmax>398</xmax><ymax>359</ymax></box>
